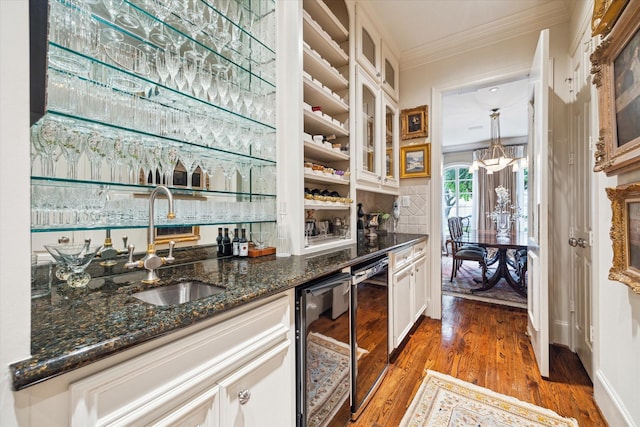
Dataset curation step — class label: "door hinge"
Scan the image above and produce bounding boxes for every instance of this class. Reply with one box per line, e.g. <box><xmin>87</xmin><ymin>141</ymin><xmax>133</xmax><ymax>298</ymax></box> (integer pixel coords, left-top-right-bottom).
<box><xmin>589</xmin><ymin>325</ymin><xmax>594</xmax><ymax>343</ymax></box>
<box><xmin>570</xmin><ymin>300</ymin><xmax>575</xmax><ymax>312</ymax></box>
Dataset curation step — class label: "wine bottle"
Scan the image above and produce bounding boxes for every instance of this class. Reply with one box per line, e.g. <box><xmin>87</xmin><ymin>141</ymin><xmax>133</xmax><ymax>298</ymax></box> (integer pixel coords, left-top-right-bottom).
<box><xmin>239</xmin><ymin>229</ymin><xmax>249</xmax><ymax>257</ymax></box>
<box><xmin>222</xmin><ymin>228</ymin><xmax>232</xmax><ymax>256</ymax></box>
<box><xmin>216</xmin><ymin>228</ymin><xmax>224</xmax><ymax>256</ymax></box>
<box><xmin>232</xmin><ymin>228</ymin><xmax>240</xmax><ymax>257</ymax></box>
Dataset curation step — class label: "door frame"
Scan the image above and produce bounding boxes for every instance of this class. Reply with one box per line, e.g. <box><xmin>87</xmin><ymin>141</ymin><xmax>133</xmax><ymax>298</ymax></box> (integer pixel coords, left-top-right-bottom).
<box><xmin>429</xmin><ymin>69</ymin><xmax>532</xmax><ymax>321</ymax></box>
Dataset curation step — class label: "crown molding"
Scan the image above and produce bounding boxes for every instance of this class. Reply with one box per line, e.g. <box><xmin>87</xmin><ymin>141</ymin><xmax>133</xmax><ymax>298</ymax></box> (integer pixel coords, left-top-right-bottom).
<box><xmin>401</xmin><ymin>2</ymin><xmax>570</xmax><ymax>71</ymax></box>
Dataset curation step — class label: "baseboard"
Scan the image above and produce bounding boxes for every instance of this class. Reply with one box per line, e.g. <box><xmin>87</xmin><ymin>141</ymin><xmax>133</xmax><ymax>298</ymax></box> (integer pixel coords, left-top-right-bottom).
<box><xmin>594</xmin><ymin>369</ymin><xmax>637</xmax><ymax>427</ymax></box>
<box><xmin>550</xmin><ymin>319</ymin><xmax>569</xmax><ymax>347</ymax></box>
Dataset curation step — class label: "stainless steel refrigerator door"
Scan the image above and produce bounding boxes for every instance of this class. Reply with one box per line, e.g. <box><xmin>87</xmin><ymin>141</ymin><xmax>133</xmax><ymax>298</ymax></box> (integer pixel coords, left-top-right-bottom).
<box><xmin>296</xmin><ymin>272</ymin><xmax>352</xmax><ymax>427</ymax></box>
<box><xmin>351</xmin><ymin>260</ymin><xmax>389</xmax><ymax>419</ymax></box>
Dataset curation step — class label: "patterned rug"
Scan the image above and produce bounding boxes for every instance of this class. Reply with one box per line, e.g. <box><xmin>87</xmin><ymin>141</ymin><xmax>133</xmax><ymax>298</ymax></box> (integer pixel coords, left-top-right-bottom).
<box><xmin>307</xmin><ymin>332</ymin><xmax>362</xmax><ymax>427</ymax></box>
<box><xmin>441</xmin><ymin>255</ymin><xmax>527</xmax><ymax>309</ymax></box>
<box><xmin>400</xmin><ymin>370</ymin><xmax>579</xmax><ymax>427</ymax></box>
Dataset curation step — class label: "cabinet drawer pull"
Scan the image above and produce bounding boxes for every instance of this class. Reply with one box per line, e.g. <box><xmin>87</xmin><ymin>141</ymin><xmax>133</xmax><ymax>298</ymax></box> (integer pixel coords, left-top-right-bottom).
<box><xmin>238</xmin><ymin>389</ymin><xmax>251</xmax><ymax>405</ymax></box>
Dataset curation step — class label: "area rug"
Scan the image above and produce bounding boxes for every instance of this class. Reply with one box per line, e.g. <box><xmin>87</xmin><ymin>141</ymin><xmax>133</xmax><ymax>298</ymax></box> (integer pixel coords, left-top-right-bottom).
<box><xmin>307</xmin><ymin>332</ymin><xmax>367</xmax><ymax>427</ymax></box>
<box><xmin>441</xmin><ymin>255</ymin><xmax>527</xmax><ymax>309</ymax></box>
<box><xmin>400</xmin><ymin>370</ymin><xmax>578</xmax><ymax>427</ymax></box>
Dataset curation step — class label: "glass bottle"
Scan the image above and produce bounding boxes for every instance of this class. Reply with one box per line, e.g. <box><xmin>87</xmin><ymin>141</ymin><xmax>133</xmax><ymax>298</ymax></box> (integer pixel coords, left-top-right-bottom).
<box><xmin>232</xmin><ymin>228</ymin><xmax>240</xmax><ymax>256</ymax></box>
<box><xmin>239</xmin><ymin>228</ymin><xmax>249</xmax><ymax>257</ymax></box>
<box><xmin>276</xmin><ymin>202</ymin><xmax>292</xmax><ymax>257</ymax></box>
<box><xmin>223</xmin><ymin>228</ymin><xmax>232</xmax><ymax>256</ymax></box>
<box><xmin>216</xmin><ymin>227</ymin><xmax>224</xmax><ymax>256</ymax></box>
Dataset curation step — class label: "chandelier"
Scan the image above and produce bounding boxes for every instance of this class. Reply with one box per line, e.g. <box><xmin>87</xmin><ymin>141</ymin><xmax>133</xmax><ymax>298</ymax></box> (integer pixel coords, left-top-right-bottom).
<box><xmin>469</xmin><ymin>109</ymin><xmax>525</xmax><ymax>174</ymax></box>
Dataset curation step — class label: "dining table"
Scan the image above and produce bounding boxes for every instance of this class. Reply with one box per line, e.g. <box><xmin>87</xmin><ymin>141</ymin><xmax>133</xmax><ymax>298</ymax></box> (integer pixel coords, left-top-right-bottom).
<box><xmin>456</xmin><ymin>230</ymin><xmax>528</xmax><ymax>297</ymax></box>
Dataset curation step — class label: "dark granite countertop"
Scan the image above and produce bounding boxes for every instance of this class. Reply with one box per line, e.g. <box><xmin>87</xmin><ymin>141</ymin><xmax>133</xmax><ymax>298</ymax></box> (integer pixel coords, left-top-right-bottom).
<box><xmin>11</xmin><ymin>233</ymin><xmax>426</xmax><ymax>390</ymax></box>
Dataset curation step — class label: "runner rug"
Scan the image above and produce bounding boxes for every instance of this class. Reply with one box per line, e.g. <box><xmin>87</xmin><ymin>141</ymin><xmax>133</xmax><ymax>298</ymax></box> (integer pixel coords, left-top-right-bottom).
<box><xmin>307</xmin><ymin>332</ymin><xmax>367</xmax><ymax>427</ymax></box>
<box><xmin>400</xmin><ymin>370</ymin><xmax>578</xmax><ymax>427</ymax></box>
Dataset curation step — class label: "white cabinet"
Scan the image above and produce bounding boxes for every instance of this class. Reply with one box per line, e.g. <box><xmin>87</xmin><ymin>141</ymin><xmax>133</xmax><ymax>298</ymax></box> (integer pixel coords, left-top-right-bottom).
<box><xmin>355</xmin><ymin>67</ymin><xmax>399</xmax><ymax>193</ymax></box>
<box><xmin>381</xmin><ymin>42</ymin><xmax>400</xmax><ymax>101</ymax></box>
<box><xmin>389</xmin><ymin>240</ymin><xmax>428</xmax><ymax>350</ymax></box>
<box><xmin>355</xmin><ymin>4</ymin><xmax>381</xmax><ymax>82</ymax></box>
<box><xmin>68</xmin><ymin>293</ymin><xmax>294</xmax><ymax>427</ymax></box>
<box><xmin>302</xmin><ymin>0</ymin><xmax>354</xmax><ymax>253</ymax></box>
<box><xmin>392</xmin><ymin>263</ymin><xmax>413</xmax><ymax>349</ymax></box>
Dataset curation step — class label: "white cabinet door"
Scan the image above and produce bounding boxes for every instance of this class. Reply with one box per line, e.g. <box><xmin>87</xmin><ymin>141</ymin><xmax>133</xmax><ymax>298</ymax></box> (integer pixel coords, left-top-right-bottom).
<box><xmin>381</xmin><ymin>42</ymin><xmax>399</xmax><ymax>101</ymax></box>
<box><xmin>381</xmin><ymin>93</ymin><xmax>399</xmax><ymax>190</ymax></box>
<box><xmin>355</xmin><ymin>4</ymin><xmax>381</xmax><ymax>82</ymax></box>
<box><xmin>392</xmin><ymin>264</ymin><xmax>413</xmax><ymax>349</ymax></box>
<box><xmin>412</xmin><ymin>255</ymin><xmax>428</xmax><ymax>322</ymax></box>
<box><xmin>218</xmin><ymin>341</ymin><xmax>292</xmax><ymax>427</ymax></box>
<box><xmin>355</xmin><ymin>66</ymin><xmax>382</xmax><ymax>186</ymax></box>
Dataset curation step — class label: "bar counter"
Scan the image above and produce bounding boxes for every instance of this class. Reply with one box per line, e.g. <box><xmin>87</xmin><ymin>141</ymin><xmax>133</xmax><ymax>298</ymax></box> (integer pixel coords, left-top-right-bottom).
<box><xmin>11</xmin><ymin>233</ymin><xmax>426</xmax><ymax>390</ymax></box>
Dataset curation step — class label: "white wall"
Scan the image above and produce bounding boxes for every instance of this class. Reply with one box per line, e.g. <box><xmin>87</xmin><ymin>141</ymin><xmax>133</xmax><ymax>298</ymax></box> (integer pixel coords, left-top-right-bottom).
<box><xmin>593</xmin><ymin>170</ymin><xmax>640</xmax><ymax>427</ymax></box>
<box><xmin>0</xmin><ymin>1</ymin><xmax>32</xmax><ymax>426</ymax></box>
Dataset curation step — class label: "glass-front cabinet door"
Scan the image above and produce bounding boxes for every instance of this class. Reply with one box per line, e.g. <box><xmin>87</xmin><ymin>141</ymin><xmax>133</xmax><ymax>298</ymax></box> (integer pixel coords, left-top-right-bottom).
<box><xmin>356</xmin><ymin>67</ymin><xmax>380</xmax><ymax>185</ymax></box>
<box><xmin>355</xmin><ymin>4</ymin><xmax>380</xmax><ymax>82</ymax></box>
<box><xmin>382</xmin><ymin>92</ymin><xmax>399</xmax><ymax>189</ymax></box>
<box><xmin>381</xmin><ymin>42</ymin><xmax>399</xmax><ymax>101</ymax></box>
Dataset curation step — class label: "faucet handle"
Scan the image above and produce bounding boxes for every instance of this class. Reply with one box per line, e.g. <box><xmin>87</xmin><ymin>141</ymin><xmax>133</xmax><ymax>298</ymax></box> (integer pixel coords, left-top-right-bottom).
<box><xmin>122</xmin><ymin>236</ymin><xmax>128</xmax><ymax>251</ymax></box>
<box><xmin>124</xmin><ymin>244</ymin><xmax>140</xmax><ymax>269</ymax></box>
<box><xmin>164</xmin><ymin>241</ymin><xmax>175</xmax><ymax>264</ymax></box>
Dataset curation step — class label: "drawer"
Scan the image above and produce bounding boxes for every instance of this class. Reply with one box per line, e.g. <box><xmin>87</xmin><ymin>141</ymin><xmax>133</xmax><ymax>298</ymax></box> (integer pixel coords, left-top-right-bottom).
<box><xmin>391</xmin><ymin>245</ymin><xmax>413</xmax><ymax>270</ymax></box>
<box><xmin>412</xmin><ymin>240</ymin><xmax>427</xmax><ymax>259</ymax></box>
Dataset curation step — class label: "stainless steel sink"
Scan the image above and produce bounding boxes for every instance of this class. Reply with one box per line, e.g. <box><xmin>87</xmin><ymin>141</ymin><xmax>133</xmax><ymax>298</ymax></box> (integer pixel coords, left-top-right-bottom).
<box><xmin>132</xmin><ymin>281</ymin><xmax>225</xmax><ymax>306</ymax></box>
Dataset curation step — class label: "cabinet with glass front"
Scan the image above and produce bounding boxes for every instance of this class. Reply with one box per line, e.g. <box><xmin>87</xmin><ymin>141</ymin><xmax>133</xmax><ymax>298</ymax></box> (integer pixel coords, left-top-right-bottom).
<box><xmin>355</xmin><ymin>67</ymin><xmax>399</xmax><ymax>193</ymax></box>
<box><xmin>31</xmin><ymin>0</ymin><xmax>277</xmax><ymax>233</ymax></box>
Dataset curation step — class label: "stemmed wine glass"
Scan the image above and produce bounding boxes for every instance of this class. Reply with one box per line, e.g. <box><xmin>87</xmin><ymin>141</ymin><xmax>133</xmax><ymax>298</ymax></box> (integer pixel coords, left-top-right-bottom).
<box><xmin>59</xmin><ymin>127</ymin><xmax>86</xmax><ymax>180</ymax></box>
<box><xmin>178</xmin><ymin>146</ymin><xmax>198</xmax><ymax>189</ymax></box>
<box><xmin>54</xmin><ymin>241</ymin><xmax>104</xmax><ymax>288</ymax></box>
<box><xmin>101</xmin><ymin>0</ymin><xmax>124</xmax><ymax>22</ymax></box>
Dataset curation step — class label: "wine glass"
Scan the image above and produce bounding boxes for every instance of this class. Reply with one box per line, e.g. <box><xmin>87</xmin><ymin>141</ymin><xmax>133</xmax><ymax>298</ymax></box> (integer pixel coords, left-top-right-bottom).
<box><xmin>44</xmin><ymin>243</ymin><xmax>72</xmax><ymax>281</ymax></box>
<box><xmin>250</xmin><ymin>230</ymin><xmax>271</xmax><ymax>249</ymax></box>
<box><xmin>54</xmin><ymin>241</ymin><xmax>103</xmax><ymax>288</ymax></box>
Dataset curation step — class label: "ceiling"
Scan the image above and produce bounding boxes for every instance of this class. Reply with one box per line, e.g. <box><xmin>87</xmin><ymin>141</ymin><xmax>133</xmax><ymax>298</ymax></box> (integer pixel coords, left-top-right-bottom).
<box><xmin>363</xmin><ymin>0</ymin><xmax>575</xmax><ymax>148</ymax></box>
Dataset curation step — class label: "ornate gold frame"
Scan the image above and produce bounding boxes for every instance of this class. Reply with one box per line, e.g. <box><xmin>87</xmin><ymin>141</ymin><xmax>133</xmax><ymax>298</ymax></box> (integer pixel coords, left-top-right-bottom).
<box><xmin>591</xmin><ymin>0</ymin><xmax>629</xmax><ymax>37</ymax></box>
<box><xmin>606</xmin><ymin>182</ymin><xmax>640</xmax><ymax>294</ymax></box>
<box><xmin>400</xmin><ymin>105</ymin><xmax>428</xmax><ymax>140</ymax></box>
<box><xmin>590</xmin><ymin>1</ymin><xmax>640</xmax><ymax>175</ymax></box>
<box><xmin>400</xmin><ymin>144</ymin><xmax>430</xmax><ymax>179</ymax></box>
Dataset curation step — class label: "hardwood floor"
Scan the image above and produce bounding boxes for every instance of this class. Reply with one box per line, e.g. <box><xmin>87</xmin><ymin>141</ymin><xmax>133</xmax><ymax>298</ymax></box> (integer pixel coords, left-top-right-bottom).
<box><xmin>352</xmin><ymin>295</ymin><xmax>607</xmax><ymax>426</ymax></box>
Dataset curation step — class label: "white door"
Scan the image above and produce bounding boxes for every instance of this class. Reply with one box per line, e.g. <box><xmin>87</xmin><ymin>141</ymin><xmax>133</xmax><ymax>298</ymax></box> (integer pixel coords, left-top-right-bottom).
<box><xmin>527</xmin><ymin>29</ymin><xmax>551</xmax><ymax>378</ymax></box>
<box><xmin>569</xmin><ymin>36</ymin><xmax>595</xmax><ymax>379</ymax></box>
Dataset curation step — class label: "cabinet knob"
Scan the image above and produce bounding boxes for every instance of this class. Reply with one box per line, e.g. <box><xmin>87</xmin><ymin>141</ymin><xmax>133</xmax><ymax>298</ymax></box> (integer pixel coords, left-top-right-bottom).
<box><xmin>238</xmin><ymin>389</ymin><xmax>251</xmax><ymax>405</ymax></box>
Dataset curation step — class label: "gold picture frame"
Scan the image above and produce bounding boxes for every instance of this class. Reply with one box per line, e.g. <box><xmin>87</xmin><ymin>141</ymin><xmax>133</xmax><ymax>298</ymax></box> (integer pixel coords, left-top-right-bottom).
<box><xmin>400</xmin><ymin>105</ymin><xmax>428</xmax><ymax>140</ymax></box>
<box><xmin>591</xmin><ymin>0</ymin><xmax>629</xmax><ymax>37</ymax></box>
<box><xmin>591</xmin><ymin>2</ymin><xmax>640</xmax><ymax>175</ymax></box>
<box><xmin>400</xmin><ymin>144</ymin><xmax>430</xmax><ymax>179</ymax></box>
<box><xmin>606</xmin><ymin>182</ymin><xmax>640</xmax><ymax>294</ymax></box>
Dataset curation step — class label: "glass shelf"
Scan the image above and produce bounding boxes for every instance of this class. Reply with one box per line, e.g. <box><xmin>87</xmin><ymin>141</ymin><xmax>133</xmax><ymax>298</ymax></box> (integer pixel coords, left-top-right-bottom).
<box><xmin>31</xmin><ymin>0</ymin><xmax>277</xmax><ymax>235</ymax></box>
<box><xmin>31</xmin><ymin>177</ymin><xmax>277</xmax><ymax>232</ymax></box>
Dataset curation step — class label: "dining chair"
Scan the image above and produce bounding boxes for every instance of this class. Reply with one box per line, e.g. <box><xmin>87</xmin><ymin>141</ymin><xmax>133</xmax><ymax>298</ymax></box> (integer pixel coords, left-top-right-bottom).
<box><xmin>447</xmin><ymin>217</ymin><xmax>488</xmax><ymax>284</ymax></box>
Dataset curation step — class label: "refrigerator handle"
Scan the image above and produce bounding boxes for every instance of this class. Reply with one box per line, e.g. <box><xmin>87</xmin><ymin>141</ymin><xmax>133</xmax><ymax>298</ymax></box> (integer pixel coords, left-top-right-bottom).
<box><xmin>306</xmin><ymin>272</ymin><xmax>353</xmax><ymax>296</ymax></box>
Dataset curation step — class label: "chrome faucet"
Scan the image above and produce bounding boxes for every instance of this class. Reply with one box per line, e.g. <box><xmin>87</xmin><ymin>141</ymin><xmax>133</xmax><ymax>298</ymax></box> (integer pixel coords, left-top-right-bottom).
<box><xmin>125</xmin><ymin>185</ymin><xmax>176</xmax><ymax>283</ymax></box>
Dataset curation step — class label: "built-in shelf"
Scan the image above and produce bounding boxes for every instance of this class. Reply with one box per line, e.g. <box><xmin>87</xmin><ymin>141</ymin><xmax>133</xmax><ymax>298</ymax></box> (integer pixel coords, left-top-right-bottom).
<box><xmin>303</xmin><ymin>140</ymin><xmax>350</xmax><ymax>162</ymax></box>
<box><xmin>303</xmin><ymin>11</ymin><xmax>349</xmax><ymax>66</ymax></box>
<box><xmin>303</xmin><ymin>0</ymin><xmax>348</xmax><ymax>42</ymax></box>
<box><xmin>303</xmin><ymin>108</ymin><xmax>348</xmax><ymax>137</ymax></box>
<box><xmin>303</xmin><ymin>76</ymin><xmax>348</xmax><ymax>117</ymax></box>
<box><xmin>304</xmin><ymin>172</ymin><xmax>350</xmax><ymax>185</ymax></box>
<box><xmin>303</xmin><ymin>44</ymin><xmax>348</xmax><ymax>92</ymax></box>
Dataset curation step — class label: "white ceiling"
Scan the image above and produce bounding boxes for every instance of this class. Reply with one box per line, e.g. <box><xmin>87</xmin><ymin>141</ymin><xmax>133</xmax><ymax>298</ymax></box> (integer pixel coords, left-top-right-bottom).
<box><xmin>363</xmin><ymin>0</ymin><xmax>575</xmax><ymax>148</ymax></box>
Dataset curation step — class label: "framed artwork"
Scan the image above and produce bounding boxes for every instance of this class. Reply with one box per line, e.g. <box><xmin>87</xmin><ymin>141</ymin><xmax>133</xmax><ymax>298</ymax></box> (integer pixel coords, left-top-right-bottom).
<box><xmin>400</xmin><ymin>105</ymin><xmax>428</xmax><ymax>140</ymax></box>
<box><xmin>400</xmin><ymin>144</ymin><xmax>430</xmax><ymax>179</ymax></box>
<box><xmin>606</xmin><ymin>182</ymin><xmax>640</xmax><ymax>294</ymax></box>
<box><xmin>591</xmin><ymin>3</ymin><xmax>640</xmax><ymax>175</ymax></box>
<box><xmin>591</xmin><ymin>0</ymin><xmax>629</xmax><ymax>37</ymax></box>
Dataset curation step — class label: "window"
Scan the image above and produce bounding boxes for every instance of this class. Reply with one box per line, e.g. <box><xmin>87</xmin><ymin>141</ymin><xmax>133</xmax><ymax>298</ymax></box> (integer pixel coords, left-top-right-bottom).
<box><xmin>443</xmin><ymin>165</ymin><xmax>473</xmax><ymax>234</ymax></box>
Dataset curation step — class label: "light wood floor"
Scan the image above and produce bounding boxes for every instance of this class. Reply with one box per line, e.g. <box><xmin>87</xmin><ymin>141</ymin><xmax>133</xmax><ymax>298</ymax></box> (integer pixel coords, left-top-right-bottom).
<box><xmin>352</xmin><ymin>295</ymin><xmax>607</xmax><ymax>426</ymax></box>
